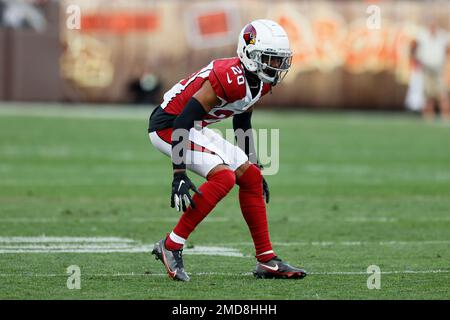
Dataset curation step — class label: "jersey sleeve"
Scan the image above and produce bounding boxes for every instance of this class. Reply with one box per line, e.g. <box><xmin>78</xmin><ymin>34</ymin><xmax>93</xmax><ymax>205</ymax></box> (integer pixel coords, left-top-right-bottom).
<box><xmin>208</xmin><ymin>68</ymin><xmax>228</xmax><ymax>101</ymax></box>
<box><xmin>208</xmin><ymin>59</ymin><xmax>247</xmax><ymax>103</ymax></box>
<box><xmin>261</xmin><ymin>83</ymin><xmax>272</xmax><ymax>96</ymax></box>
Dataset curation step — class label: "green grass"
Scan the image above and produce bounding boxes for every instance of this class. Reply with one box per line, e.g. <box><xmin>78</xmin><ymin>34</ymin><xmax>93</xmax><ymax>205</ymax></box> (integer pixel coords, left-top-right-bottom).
<box><xmin>0</xmin><ymin>104</ymin><xmax>449</xmax><ymax>299</ymax></box>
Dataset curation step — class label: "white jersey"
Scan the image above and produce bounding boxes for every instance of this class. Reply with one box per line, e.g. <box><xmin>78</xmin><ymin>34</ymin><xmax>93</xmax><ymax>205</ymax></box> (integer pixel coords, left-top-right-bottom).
<box><xmin>416</xmin><ymin>28</ymin><xmax>449</xmax><ymax>73</ymax></box>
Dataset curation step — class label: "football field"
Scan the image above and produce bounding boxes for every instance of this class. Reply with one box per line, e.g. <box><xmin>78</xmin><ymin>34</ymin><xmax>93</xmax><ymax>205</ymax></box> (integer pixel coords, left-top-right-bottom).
<box><xmin>0</xmin><ymin>104</ymin><xmax>449</xmax><ymax>299</ymax></box>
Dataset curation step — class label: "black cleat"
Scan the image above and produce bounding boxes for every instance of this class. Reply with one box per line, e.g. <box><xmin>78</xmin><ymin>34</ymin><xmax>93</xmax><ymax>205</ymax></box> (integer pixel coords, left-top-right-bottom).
<box><xmin>254</xmin><ymin>257</ymin><xmax>307</xmax><ymax>279</ymax></box>
<box><xmin>151</xmin><ymin>239</ymin><xmax>190</xmax><ymax>282</ymax></box>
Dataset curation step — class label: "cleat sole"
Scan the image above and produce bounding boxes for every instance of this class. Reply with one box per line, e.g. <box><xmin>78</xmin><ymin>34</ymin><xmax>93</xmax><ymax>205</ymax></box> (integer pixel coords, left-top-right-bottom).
<box><xmin>253</xmin><ymin>271</ymin><xmax>307</xmax><ymax>280</ymax></box>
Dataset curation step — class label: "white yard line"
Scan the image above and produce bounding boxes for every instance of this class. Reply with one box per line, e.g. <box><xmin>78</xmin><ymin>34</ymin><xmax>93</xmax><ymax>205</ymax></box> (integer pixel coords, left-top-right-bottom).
<box><xmin>211</xmin><ymin>240</ymin><xmax>450</xmax><ymax>247</ymax></box>
<box><xmin>0</xmin><ymin>270</ymin><xmax>448</xmax><ymax>278</ymax></box>
<box><xmin>0</xmin><ymin>216</ymin><xmax>448</xmax><ymax>224</ymax></box>
<box><xmin>312</xmin><ymin>270</ymin><xmax>450</xmax><ymax>275</ymax></box>
<box><xmin>0</xmin><ymin>237</ymin><xmax>246</xmax><ymax>256</ymax></box>
<box><xmin>0</xmin><ymin>217</ymin><xmax>230</xmax><ymax>223</ymax></box>
<box><xmin>0</xmin><ymin>247</ymin><xmax>151</xmax><ymax>253</ymax></box>
<box><xmin>0</xmin><ymin>236</ymin><xmax>135</xmax><ymax>243</ymax></box>
<box><xmin>0</xmin><ymin>237</ymin><xmax>449</xmax><ymax>255</ymax></box>
<box><xmin>0</xmin><ymin>249</ymin><xmax>246</xmax><ymax>256</ymax></box>
<box><xmin>273</xmin><ymin>217</ymin><xmax>450</xmax><ymax>223</ymax></box>
<box><xmin>342</xmin><ymin>217</ymin><xmax>450</xmax><ymax>223</ymax></box>
<box><xmin>0</xmin><ymin>246</ymin><xmax>246</xmax><ymax>257</ymax></box>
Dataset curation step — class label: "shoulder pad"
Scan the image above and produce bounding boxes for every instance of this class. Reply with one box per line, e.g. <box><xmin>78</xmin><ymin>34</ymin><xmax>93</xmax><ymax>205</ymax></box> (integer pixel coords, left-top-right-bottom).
<box><xmin>209</xmin><ymin>58</ymin><xmax>247</xmax><ymax>103</ymax></box>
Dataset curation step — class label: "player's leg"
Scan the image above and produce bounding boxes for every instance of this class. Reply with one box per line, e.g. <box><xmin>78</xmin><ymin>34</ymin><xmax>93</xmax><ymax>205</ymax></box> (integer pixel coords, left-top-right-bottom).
<box><xmin>235</xmin><ymin>162</ymin><xmax>306</xmax><ymax>279</ymax></box>
<box><xmin>165</xmin><ymin>164</ymin><xmax>235</xmax><ymax>251</ymax></box>
<box><xmin>422</xmin><ymin>72</ymin><xmax>436</xmax><ymax>121</ymax></box>
<box><xmin>166</xmin><ymin>128</ymin><xmax>272</xmax><ymax>258</ymax></box>
<box><xmin>151</xmin><ymin>162</ymin><xmax>234</xmax><ymax>282</ymax></box>
<box><xmin>199</xmin><ymin>130</ymin><xmax>307</xmax><ymax>279</ymax></box>
<box><xmin>438</xmin><ymin>78</ymin><xmax>450</xmax><ymax>121</ymax></box>
<box><xmin>422</xmin><ymin>98</ymin><xmax>435</xmax><ymax>121</ymax></box>
<box><xmin>235</xmin><ymin>161</ymin><xmax>275</xmax><ymax>262</ymax></box>
<box><xmin>440</xmin><ymin>96</ymin><xmax>450</xmax><ymax>121</ymax></box>
<box><xmin>149</xmin><ymin>129</ymin><xmax>236</xmax><ymax>281</ymax></box>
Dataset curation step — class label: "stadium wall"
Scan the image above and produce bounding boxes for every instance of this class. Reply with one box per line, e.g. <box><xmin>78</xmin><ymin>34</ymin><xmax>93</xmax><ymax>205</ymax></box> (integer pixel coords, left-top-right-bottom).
<box><xmin>0</xmin><ymin>0</ymin><xmax>62</xmax><ymax>102</ymax></box>
<box><xmin>0</xmin><ymin>30</ymin><xmax>6</xmax><ymax>100</ymax></box>
<box><xmin>1</xmin><ymin>0</ymin><xmax>449</xmax><ymax>109</ymax></box>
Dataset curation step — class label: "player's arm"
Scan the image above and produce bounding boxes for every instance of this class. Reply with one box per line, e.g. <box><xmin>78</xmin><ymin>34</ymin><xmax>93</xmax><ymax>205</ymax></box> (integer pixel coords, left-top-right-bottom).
<box><xmin>233</xmin><ymin>108</ymin><xmax>270</xmax><ymax>203</ymax></box>
<box><xmin>233</xmin><ymin>108</ymin><xmax>257</xmax><ymax>164</ymax></box>
<box><xmin>170</xmin><ymin>81</ymin><xmax>220</xmax><ymax>211</ymax></box>
<box><xmin>172</xmin><ymin>80</ymin><xmax>219</xmax><ymax>171</ymax></box>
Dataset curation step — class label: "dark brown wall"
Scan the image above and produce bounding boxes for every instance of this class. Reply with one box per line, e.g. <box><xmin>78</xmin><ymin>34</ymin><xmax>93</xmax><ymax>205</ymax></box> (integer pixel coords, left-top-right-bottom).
<box><xmin>0</xmin><ymin>30</ymin><xmax>7</xmax><ymax>100</ymax></box>
<box><xmin>9</xmin><ymin>29</ymin><xmax>62</xmax><ymax>101</ymax></box>
<box><xmin>0</xmin><ymin>0</ymin><xmax>61</xmax><ymax>102</ymax></box>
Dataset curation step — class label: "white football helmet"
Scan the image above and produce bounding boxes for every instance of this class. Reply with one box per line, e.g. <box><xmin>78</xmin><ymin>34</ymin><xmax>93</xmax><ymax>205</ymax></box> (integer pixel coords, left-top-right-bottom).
<box><xmin>237</xmin><ymin>19</ymin><xmax>292</xmax><ymax>85</ymax></box>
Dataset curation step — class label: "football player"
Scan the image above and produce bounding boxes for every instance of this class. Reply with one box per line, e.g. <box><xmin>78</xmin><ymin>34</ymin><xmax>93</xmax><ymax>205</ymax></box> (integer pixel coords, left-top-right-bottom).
<box><xmin>148</xmin><ymin>19</ymin><xmax>307</xmax><ymax>281</ymax></box>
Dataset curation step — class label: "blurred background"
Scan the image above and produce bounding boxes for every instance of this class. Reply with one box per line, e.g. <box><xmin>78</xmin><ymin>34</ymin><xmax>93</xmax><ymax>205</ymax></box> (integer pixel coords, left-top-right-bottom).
<box><xmin>0</xmin><ymin>0</ymin><xmax>448</xmax><ymax>111</ymax></box>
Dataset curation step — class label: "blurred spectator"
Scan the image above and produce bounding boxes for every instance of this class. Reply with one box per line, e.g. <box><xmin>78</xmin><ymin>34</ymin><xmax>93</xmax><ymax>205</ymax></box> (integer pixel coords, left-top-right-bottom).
<box><xmin>128</xmin><ymin>67</ymin><xmax>162</xmax><ymax>105</ymax></box>
<box><xmin>0</xmin><ymin>0</ymin><xmax>47</xmax><ymax>32</ymax></box>
<box><xmin>411</xmin><ymin>18</ymin><xmax>450</xmax><ymax>121</ymax></box>
<box><xmin>0</xmin><ymin>1</ymin><xmax>4</xmax><ymax>25</ymax></box>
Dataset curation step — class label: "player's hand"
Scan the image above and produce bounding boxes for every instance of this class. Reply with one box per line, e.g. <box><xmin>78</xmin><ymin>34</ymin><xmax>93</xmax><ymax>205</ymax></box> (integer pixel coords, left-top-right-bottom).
<box><xmin>257</xmin><ymin>163</ymin><xmax>270</xmax><ymax>204</ymax></box>
<box><xmin>171</xmin><ymin>171</ymin><xmax>202</xmax><ymax>212</ymax></box>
